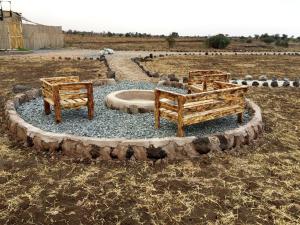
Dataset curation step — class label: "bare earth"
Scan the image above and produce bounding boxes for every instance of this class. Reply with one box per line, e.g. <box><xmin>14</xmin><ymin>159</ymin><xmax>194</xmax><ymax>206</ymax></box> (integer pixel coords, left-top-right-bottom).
<box><xmin>0</xmin><ymin>50</ymin><xmax>299</xmax><ymax>225</ymax></box>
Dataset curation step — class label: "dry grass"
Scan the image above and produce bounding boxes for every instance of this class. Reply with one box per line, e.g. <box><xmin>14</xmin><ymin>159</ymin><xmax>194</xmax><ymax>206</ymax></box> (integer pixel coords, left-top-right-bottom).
<box><xmin>0</xmin><ymin>56</ymin><xmax>299</xmax><ymax>224</ymax></box>
<box><xmin>65</xmin><ymin>34</ymin><xmax>300</xmax><ymax>52</ymax></box>
<box><xmin>141</xmin><ymin>55</ymin><xmax>300</xmax><ymax>80</ymax></box>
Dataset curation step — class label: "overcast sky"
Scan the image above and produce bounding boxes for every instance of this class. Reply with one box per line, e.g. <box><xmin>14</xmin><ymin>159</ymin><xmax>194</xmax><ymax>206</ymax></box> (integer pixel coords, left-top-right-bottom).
<box><xmin>7</xmin><ymin>0</ymin><xmax>300</xmax><ymax>36</ymax></box>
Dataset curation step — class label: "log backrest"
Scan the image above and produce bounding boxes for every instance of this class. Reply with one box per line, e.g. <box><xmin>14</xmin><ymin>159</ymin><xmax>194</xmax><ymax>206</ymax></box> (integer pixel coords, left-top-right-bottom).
<box><xmin>155</xmin><ymin>82</ymin><xmax>247</xmax><ymax>116</ymax></box>
<box><xmin>188</xmin><ymin>70</ymin><xmax>230</xmax><ymax>86</ymax></box>
<box><xmin>40</xmin><ymin>76</ymin><xmax>93</xmax><ymax>102</ymax></box>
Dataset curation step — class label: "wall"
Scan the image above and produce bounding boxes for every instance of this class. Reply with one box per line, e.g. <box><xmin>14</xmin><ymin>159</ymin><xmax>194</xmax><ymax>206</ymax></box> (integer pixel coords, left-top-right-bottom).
<box><xmin>0</xmin><ymin>11</ymin><xmax>23</xmax><ymax>49</ymax></box>
<box><xmin>23</xmin><ymin>24</ymin><xmax>64</xmax><ymax>49</ymax></box>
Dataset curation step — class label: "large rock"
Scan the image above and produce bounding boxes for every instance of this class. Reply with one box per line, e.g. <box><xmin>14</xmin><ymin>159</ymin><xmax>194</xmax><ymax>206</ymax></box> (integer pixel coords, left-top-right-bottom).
<box><xmin>252</xmin><ymin>81</ymin><xmax>260</xmax><ymax>87</ymax></box>
<box><xmin>258</xmin><ymin>75</ymin><xmax>268</xmax><ymax>81</ymax></box>
<box><xmin>245</xmin><ymin>75</ymin><xmax>253</xmax><ymax>80</ymax></box>
<box><xmin>282</xmin><ymin>80</ymin><xmax>290</xmax><ymax>87</ymax></box>
<box><xmin>271</xmin><ymin>80</ymin><xmax>278</xmax><ymax>87</ymax></box>
<box><xmin>12</xmin><ymin>85</ymin><xmax>31</xmax><ymax>94</ymax></box>
<box><xmin>293</xmin><ymin>80</ymin><xmax>300</xmax><ymax>87</ymax></box>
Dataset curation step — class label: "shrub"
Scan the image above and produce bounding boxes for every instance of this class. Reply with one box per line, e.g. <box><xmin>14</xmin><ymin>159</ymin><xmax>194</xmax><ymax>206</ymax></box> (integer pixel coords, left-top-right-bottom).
<box><xmin>206</xmin><ymin>34</ymin><xmax>231</xmax><ymax>49</ymax></box>
<box><xmin>246</xmin><ymin>39</ymin><xmax>252</xmax><ymax>43</ymax></box>
<box><xmin>166</xmin><ymin>36</ymin><xmax>176</xmax><ymax>48</ymax></box>
<box><xmin>261</xmin><ymin>36</ymin><xmax>275</xmax><ymax>44</ymax></box>
<box><xmin>275</xmin><ymin>39</ymin><xmax>289</xmax><ymax>47</ymax></box>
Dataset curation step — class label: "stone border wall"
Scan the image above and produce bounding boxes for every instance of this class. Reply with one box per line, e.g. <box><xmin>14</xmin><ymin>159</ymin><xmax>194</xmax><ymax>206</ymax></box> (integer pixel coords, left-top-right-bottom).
<box><xmin>5</xmin><ymin>83</ymin><xmax>263</xmax><ymax>162</ymax></box>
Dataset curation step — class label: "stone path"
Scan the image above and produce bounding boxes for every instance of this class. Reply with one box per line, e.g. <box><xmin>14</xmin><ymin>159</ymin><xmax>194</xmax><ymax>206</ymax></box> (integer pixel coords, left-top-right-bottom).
<box><xmin>106</xmin><ymin>51</ymin><xmax>152</xmax><ymax>81</ymax></box>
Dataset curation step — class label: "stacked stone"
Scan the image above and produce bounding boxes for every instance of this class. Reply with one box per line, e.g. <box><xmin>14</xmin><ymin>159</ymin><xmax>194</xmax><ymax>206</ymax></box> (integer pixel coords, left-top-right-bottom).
<box><xmin>5</xmin><ymin>86</ymin><xmax>263</xmax><ymax>162</ymax></box>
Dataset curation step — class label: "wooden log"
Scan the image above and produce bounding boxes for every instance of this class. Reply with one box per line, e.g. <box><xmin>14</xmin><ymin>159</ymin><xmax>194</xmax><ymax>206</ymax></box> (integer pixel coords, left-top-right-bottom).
<box><xmin>53</xmin><ymin>86</ymin><xmax>62</xmax><ymax>123</ymax></box>
<box><xmin>155</xmin><ymin>89</ymin><xmax>161</xmax><ymax>128</ymax></box>
<box><xmin>87</xmin><ymin>83</ymin><xmax>94</xmax><ymax>120</ymax></box>
<box><xmin>44</xmin><ymin>100</ymin><xmax>51</xmax><ymax>115</ymax></box>
<box><xmin>177</xmin><ymin>96</ymin><xmax>186</xmax><ymax>137</ymax></box>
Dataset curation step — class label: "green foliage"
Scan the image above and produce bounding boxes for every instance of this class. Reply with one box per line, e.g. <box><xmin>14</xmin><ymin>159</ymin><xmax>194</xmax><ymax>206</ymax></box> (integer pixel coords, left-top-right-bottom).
<box><xmin>206</xmin><ymin>34</ymin><xmax>231</xmax><ymax>49</ymax></box>
<box><xmin>170</xmin><ymin>32</ymin><xmax>179</xmax><ymax>38</ymax></box>
<box><xmin>275</xmin><ymin>39</ymin><xmax>289</xmax><ymax>47</ymax></box>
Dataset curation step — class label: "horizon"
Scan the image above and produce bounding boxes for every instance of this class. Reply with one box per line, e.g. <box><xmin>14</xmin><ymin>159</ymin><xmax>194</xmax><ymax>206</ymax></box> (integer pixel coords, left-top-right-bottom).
<box><xmin>7</xmin><ymin>0</ymin><xmax>300</xmax><ymax>37</ymax></box>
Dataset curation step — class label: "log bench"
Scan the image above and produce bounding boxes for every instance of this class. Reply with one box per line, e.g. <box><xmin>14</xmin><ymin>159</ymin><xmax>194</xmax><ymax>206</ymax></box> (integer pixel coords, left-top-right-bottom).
<box><xmin>188</xmin><ymin>70</ymin><xmax>230</xmax><ymax>93</ymax></box>
<box><xmin>40</xmin><ymin>76</ymin><xmax>94</xmax><ymax>123</ymax></box>
<box><xmin>155</xmin><ymin>81</ymin><xmax>248</xmax><ymax>137</ymax></box>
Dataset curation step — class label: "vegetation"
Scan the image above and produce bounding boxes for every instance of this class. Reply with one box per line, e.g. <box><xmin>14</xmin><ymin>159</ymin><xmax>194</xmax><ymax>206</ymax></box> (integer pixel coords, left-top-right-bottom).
<box><xmin>0</xmin><ymin>56</ymin><xmax>299</xmax><ymax>224</ymax></box>
<box><xmin>206</xmin><ymin>34</ymin><xmax>231</xmax><ymax>49</ymax></box>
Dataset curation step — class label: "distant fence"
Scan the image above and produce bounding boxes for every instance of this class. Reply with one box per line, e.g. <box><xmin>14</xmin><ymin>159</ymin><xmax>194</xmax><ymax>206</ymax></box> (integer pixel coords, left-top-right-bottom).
<box><xmin>0</xmin><ymin>21</ymin><xmax>10</xmax><ymax>49</ymax></box>
<box><xmin>23</xmin><ymin>24</ymin><xmax>64</xmax><ymax>49</ymax></box>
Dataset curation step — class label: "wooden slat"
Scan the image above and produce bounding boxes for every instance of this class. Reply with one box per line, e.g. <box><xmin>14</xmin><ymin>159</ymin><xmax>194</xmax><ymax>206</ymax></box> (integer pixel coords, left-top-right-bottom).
<box><xmin>160</xmin><ymin>101</ymin><xmax>178</xmax><ymax>112</ymax></box>
<box><xmin>183</xmin><ymin>105</ymin><xmax>244</xmax><ymax>126</ymax></box>
<box><xmin>160</xmin><ymin>108</ymin><xmax>178</xmax><ymax>121</ymax></box>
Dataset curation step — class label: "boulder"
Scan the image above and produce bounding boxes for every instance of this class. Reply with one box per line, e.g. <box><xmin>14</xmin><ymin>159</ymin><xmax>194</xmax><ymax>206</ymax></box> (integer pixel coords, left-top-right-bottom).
<box><xmin>282</xmin><ymin>80</ymin><xmax>290</xmax><ymax>87</ymax></box>
<box><xmin>252</xmin><ymin>81</ymin><xmax>260</xmax><ymax>87</ymax></box>
<box><xmin>245</xmin><ymin>75</ymin><xmax>253</xmax><ymax>80</ymax></box>
<box><xmin>258</xmin><ymin>75</ymin><xmax>268</xmax><ymax>81</ymax></box>
<box><xmin>271</xmin><ymin>80</ymin><xmax>278</xmax><ymax>87</ymax></box>
<box><xmin>12</xmin><ymin>85</ymin><xmax>31</xmax><ymax>94</ymax></box>
<box><xmin>293</xmin><ymin>80</ymin><xmax>300</xmax><ymax>87</ymax></box>
<box><xmin>262</xmin><ymin>82</ymin><xmax>269</xmax><ymax>87</ymax></box>
<box><xmin>241</xmin><ymin>80</ymin><xmax>248</xmax><ymax>85</ymax></box>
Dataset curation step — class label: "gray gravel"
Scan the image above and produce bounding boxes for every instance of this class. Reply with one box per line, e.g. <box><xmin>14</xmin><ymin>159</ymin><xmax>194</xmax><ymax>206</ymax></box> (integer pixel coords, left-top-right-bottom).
<box><xmin>17</xmin><ymin>81</ymin><xmax>251</xmax><ymax>138</ymax></box>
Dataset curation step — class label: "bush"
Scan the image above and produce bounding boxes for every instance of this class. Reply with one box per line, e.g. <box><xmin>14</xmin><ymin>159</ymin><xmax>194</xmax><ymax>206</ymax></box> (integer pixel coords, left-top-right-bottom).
<box><xmin>206</xmin><ymin>34</ymin><xmax>231</xmax><ymax>49</ymax></box>
<box><xmin>166</xmin><ymin>36</ymin><xmax>176</xmax><ymax>48</ymax></box>
<box><xmin>275</xmin><ymin>39</ymin><xmax>289</xmax><ymax>47</ymax></box>
<box><xmin>261</xmin><ymin>36</ymin><xmax>275</xmax><ymax>44</ymax></box>
<box><xmin>246</xmin><ymin>39</ymin><xmax>252</xmax><ymax>43</ymax></box>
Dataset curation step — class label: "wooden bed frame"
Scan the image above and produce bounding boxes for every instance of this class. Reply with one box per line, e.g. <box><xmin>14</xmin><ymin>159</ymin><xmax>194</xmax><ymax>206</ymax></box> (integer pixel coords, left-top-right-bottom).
<box><xmin>40</xmin><ymin>76</ymin><xmax>94</xmax><ymax>123</ymax></box>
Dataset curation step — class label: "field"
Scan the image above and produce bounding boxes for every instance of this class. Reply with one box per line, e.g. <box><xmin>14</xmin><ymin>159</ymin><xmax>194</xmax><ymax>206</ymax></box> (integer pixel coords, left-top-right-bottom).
<box><xmin>141</xmin><ymin>55</ymin><xmax>300</xmax><ymax>80</ymax></box>
<box><xmin>0</xmin><ymin>55</ymin><xmax>300</xmax><ymax>224</ymax></box>
<box><xmin>65</xmin><ymin>34</ymin><xmax>300</xmax><ymax>52</ymax></box>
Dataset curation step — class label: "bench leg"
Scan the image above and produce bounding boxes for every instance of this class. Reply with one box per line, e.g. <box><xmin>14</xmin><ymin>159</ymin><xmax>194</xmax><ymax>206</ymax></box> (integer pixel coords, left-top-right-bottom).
<box><xmin>88</xmin><ymin>104</ymin><xmax>94</xmax><ymax>120</ymax></box>
<box><xmin>54</xmin><ymin>104</ymin><xmax>62</xmax><ymax>123</ymax></box>
<box><xmin>44</xmin><ymin>100</ymin><xmax>51</xmax><ymax>115</ymax></box>
<box><xmin>237</xmin><ymin>113</ymin><xmax>243</xmax><ymax>124</ymax></box>
<box><xmin>155</xmin><ymin>109</ymin><xmax>160</xmax><ymax>128</ymax></box>
<box><xmin>177</xmin><ymin>124</ymin><xmax>185</xmax><ymax>137</ymax></box>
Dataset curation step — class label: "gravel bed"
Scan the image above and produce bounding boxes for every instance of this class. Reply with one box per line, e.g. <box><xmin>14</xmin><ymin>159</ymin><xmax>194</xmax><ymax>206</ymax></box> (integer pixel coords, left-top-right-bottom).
<box><xmin>17</xmin><ymin>81</ymin><xmax>251</xmax><ymax>138</ymax></box>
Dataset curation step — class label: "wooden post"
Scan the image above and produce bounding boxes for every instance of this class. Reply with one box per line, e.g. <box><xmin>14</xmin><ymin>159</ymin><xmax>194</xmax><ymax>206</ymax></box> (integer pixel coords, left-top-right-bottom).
<box><xmin>53</xmin><ymin>86</ymin><xmax>62</xmax><ymax>123</ymax></box>
<box><xmin>238</xmin><ymin>113</ymin><xmax>243</xmax><ymax>124</ymax></box>
<box><xmin>177</xmin><ymin>96</ymin><xmax>186</xmax><ymax>137</ymax></box>
<box><xmin>154</xmin><ymin>89</ymin><xmax>161</xmax><ymax>128</ymax></box>
<box><xmin>203</xmin><ymin>77</ymin><xmax>207</xmax><ymax>92</ymax></box>
<box><xmin>87</xmin><ymin>83</ymin><xmax>94</xmax><ymax>120</ymax></box>
<box><xmin>44</xmin><ymin>100</ymin><xmax>51</xmax><ymax>115</ymax></box>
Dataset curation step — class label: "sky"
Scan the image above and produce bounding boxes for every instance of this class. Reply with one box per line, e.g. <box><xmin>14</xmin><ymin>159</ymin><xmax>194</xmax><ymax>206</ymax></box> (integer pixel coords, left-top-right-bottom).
<box><xmin>6</xmin><ymin>0</ymin><xmax>300</xmax><ymax>36</ymax></box>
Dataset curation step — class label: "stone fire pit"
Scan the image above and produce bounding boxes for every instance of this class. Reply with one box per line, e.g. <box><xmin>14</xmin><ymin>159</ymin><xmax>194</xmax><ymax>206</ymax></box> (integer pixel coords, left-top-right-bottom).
<box><xmin>105</xmin><ymin>89</ymin><xmax>154</xmax><ymax>113</ymax></box>
<box><xmin>5</xmin><ymin>81</ymin><xmax>264</xmax><ymax>161</ymax></box>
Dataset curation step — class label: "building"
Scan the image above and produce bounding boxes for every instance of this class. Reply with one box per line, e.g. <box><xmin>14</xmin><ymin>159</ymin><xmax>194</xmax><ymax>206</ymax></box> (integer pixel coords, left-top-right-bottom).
<box><xmin>0</xmin><ymin>10</ymin><xmax>64</xmax><ymax>50</ymax></box>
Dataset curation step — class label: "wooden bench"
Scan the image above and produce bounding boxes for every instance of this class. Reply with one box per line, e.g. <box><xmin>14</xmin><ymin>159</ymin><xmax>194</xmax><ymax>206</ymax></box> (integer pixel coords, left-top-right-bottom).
<box><xmin>188</xmin><ymin>70</ymin><xmax>230</xmax><ymax>93</ymax></box>
<box><xmin>155</xmin><ymin>81</ymin><xmax>248</xmax><ymax>137</ymax></box>
<box><xmin>40</xmin><ymin>76</ymin><xmax>94</xmax><ymax>123</ymax></box>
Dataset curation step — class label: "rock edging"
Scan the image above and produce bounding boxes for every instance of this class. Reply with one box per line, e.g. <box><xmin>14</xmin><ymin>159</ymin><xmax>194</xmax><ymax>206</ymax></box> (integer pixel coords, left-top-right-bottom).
<box><xmin>5</xmin><ymin>84</ymin><xmax>263</xmax><ymax>162</ymax></box>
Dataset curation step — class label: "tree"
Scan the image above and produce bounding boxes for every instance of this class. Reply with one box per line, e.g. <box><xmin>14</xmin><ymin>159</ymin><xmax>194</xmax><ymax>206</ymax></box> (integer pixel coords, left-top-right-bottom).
<box><xmin>166</xmin><ymin>36</ymin><xmax>176</xmax><ymax>48</ymax></box>
<box><xmin>206</xmin><ymin>34</ymin><xmax>231</xmax><ymax>49</ymax></box>
<box><xmin>170</xmin><ymin>32</ymin><xmax>179</xmax><ymax>38</ymax></box>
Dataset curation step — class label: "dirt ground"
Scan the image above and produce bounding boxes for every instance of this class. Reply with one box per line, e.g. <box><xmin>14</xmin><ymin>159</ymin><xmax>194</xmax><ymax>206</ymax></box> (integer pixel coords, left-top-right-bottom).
<box><xmin>65</xmin><ymin>34</ymin><xmax>300</xmax><ymax>52</ymax></box>
<box><xmin>141</xmin><ymin>55</ymin><xmax>300</xmax><ymax>80</ymax></box>
<box><xmin>0</xmin><ymin>56</ymin><xmax>299</xmax><ymax>224</ymax></box>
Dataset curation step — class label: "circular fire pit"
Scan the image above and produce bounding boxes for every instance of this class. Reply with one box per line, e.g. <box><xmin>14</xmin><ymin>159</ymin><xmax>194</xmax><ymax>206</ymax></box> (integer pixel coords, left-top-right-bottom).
<box><xmin>105</xmin><ymin>89</ymin><xmax>154</xmax><ymax>113</ymax></box>
<box><xmin>6</xmin><ymin>81</ymin><xmax>264</xmax><ymax>161</ymax></box>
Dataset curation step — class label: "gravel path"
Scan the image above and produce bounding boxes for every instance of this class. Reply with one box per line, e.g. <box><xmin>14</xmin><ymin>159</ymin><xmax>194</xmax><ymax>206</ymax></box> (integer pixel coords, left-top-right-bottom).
<box><xmin>17</xmin><ymin>82</ymin><xmax>250</xmax><ymax>139</ymax></box>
